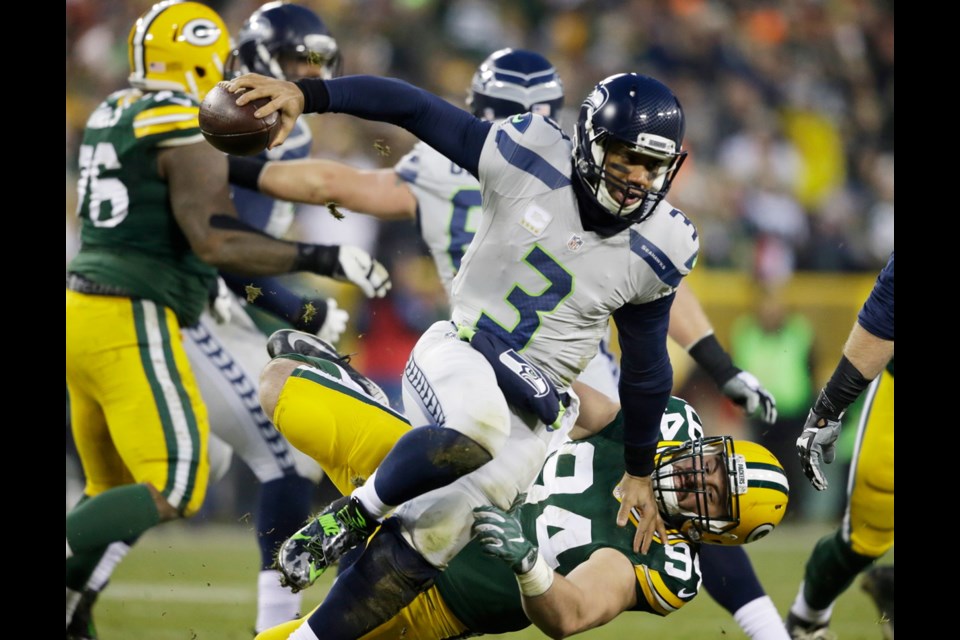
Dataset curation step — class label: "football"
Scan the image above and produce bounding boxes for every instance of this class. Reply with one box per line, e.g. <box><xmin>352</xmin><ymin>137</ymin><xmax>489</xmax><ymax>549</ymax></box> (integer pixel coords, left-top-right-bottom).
<box><xmin>199</xmin><ymin>82</ymin><xmax>279</xmax><ymax>156</ymax></box>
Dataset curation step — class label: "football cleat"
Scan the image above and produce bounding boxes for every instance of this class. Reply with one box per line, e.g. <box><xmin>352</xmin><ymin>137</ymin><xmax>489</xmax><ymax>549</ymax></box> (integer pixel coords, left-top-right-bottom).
<box><xmin>266</xmin><ymin>329</ymin><xmax>390</xmax><ymax>406</ymax></box>
<box><xmin>275</xmin><ymin>495</ymin><xmax>378</xmax><ymax>592</ymax></box>
<box><xmin>861</xmin><ymin>565</ymin><xmax>894</xmax><ymax>639</ymax></box>
<box><xmin>66</xmin><ymin>588</ymin><xmax>99</xmax><ymax>640</ymax></box>
<box><xmin>785</xmin><ymin>612</ymin><xmax>837</xmax><ymax>640</ymax></box>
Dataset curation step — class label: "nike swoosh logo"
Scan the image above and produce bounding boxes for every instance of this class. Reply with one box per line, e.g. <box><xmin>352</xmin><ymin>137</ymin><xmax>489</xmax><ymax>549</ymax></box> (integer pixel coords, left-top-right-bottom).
<box><xmin>507</xmin><ymin>537</ymin><xmax>526</xmax><ymax>543</ymax></box>
<box><xmin>512</xmin><ymin>114</ymin><xmax>525</xmax><ymax>123</ymax></box>
<box><xmin>678</xmin><ymin>588</ymin><xmax>696</xmax><ymax>598</ymax></box>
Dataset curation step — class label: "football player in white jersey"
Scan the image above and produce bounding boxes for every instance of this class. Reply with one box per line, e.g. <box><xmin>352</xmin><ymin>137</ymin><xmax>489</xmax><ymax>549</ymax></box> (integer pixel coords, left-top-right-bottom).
<box><xmin>230</xmin><ymin>53</ymin><xmax>783</xmax><ymax>640</ymax></box>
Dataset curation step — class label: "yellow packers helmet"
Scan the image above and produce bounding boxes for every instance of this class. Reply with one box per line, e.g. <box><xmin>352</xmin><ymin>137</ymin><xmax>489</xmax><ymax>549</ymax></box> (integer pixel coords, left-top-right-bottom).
<box><xmin>128</xmin><ymin>0</ymin><xmax>231</xmax><ymax>101</ymax></box>
<box><xmin>653</xmin><ymin>436</ymin><xmax>789</xmax><ymax>545</ymax></box>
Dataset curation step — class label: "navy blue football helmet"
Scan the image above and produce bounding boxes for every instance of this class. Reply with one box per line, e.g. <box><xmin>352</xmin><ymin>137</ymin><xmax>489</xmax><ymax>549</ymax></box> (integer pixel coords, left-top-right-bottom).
<box><xmin>573</xmin><ymin>73</ymin><xmax>687</xmax><ymax>224</ymax></box>
<box><xmin>225</xmin><ymin>2</ymin><xmax>341</xmax><ymax>81</ymax></box>
<box><xmin>467</xmin><ymin>48</ymin><xmax>564</xmax><ymax>122</ymax></box>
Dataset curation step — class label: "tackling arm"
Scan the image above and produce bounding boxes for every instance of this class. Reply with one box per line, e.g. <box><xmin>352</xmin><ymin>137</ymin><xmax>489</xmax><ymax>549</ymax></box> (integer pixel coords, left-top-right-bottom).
<box><xmin>521</xmin><ymin>548</ymin><xmax>637</xmax><ymax>639</ymax></box>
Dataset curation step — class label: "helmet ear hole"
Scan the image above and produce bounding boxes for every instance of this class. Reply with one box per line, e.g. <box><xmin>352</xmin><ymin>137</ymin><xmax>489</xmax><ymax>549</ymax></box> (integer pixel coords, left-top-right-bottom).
<box><xmin>195</xmin><ymin>67</ymin><xmax>206</xmax><ymax>78</ymax></box>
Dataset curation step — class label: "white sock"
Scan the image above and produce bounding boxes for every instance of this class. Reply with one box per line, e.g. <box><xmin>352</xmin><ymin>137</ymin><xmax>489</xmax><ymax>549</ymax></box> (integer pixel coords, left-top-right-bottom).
<box><xmin>288</xmin><ymin>618</ymin><xmax>321</xmax><ymax>640</ymax></box>
<box><xmin>66</xmin><ymin>588</ymin><xmax>82</xmax><ymax>627</ymax></box>
<box><xmin>87</xmin><ymin>541</ymin><xmax>131</xmax><ymax>591</ymax></box>
<box><xmin>734</xmin><ymin>596</ymin><xmax>790</xmax><ymax>640</ymax></box>
<box><xmin>790</xmin><ymin>581</ymin><xmax>835</xmax><ymax>625</ymax></box>
<box><xmin>351</xmin><ymin>471</ymin><xmax>390</xmax><ymax>519</ymax></box>
<box><xmin>256</xmin><ymin>569</ymin><xmax>303</xmax><ymax>633</ymax></box>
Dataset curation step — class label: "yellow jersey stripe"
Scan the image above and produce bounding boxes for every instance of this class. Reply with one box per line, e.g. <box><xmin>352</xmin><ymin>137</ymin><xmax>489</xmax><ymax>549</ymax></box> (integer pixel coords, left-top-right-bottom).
<box><xmin>135</xmin><ymin>105</ymin><xmax>199</xmax><ymax>123</ymax></box>
<box><xmin>135</xmin><ymin>117</ymin><xmax>201</xmax><ymax>139</ymax></box>
<box><xmin>648</xmin><ymin>569</ymin><xmax>686</xmax><ymax>610</ymax></box>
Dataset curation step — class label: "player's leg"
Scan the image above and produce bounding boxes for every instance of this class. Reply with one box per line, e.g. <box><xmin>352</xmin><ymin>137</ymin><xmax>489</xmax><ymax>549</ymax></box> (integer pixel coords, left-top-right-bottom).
<box><xmin>66</xmin><ymin>295</ymin><xmax>210</xmax><ymax>629</ymax></box>
<box><xmin>259</xmin><ymin>354</ymin><xmax>412</xmax><ymax>591</ymax></box>
<box><xmin>787</xmin><ymin>371</ymin><xmax>894</xmax><ymax>634</ymax></box>
<box><xmin>299</xmin><ymin>411</ymin><xmax>547</xmax><ymax>638</ymax></box>
<box><xmin>699</xmin><ymin>545</ymin><xmax>788</xmax><ymax>640</ymax></box>
<box><xmin>347</xmin><ymin>321</ymin><xmax>510</xmax><ymax>526</ymax></box>
<box><xmin>185</xmin><ymin>313</ymin><xmax>322</xmax><ymax>631</ymax></box>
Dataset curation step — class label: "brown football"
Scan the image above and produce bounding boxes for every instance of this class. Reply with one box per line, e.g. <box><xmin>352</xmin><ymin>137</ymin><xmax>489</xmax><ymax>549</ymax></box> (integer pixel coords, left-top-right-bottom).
<box><xmin>199</xmin><ymin>82</ymin><xmax>280</xmax><ymax>156</ymax></box>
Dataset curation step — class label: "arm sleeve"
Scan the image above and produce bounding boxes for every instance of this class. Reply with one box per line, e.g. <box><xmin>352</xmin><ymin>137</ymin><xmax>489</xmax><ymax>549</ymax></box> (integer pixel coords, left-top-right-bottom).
<box><xmin>614</xmin><ymin>293</ymin><xmax>675</xmax><ymax>476</ymax></box>
<box><xmin>323</xmin><ymin>76</ymin><xmax>491</xmax><ymax>179</ymax></box>
<box><xmin>857</xmin><ymin>252</ymin><xmax>894</xmax><ymax>340</ymax></box>
<box><xmin>220</xmin><ymin>273</ymin><xmax>325</xmax><ymax>332</ymax></box>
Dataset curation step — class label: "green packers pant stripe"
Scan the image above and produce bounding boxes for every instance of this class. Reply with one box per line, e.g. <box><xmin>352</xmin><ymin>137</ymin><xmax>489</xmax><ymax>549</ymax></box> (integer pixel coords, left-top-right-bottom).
<box><xmin>841</xmin><ymin>375</ymin><xmax>881</xmax><ymax>540</ymax></box>
<box><xmin>133</xmin><ymin>299</ymin><xmax>199</xmax><ymax>511</ymax></box>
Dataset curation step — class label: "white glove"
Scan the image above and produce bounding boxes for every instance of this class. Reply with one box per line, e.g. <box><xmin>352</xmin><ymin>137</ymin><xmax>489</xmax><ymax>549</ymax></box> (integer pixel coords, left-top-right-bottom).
<box><xmin>334</xmin><ymin>245</ymin><xmax>392</xmax><ymax>298</ymax></box>
<box><xmin>721</xmin><ymin>370</ymin><xmax>778</xmax><ymax>424</ymax></box>
<box><xmin>316</xmin><ymin>298</ymin><xmax>349</xmax><ymax>345</ymax></box>
<box><xmin>210</xmin><ymin>277</ymin><xmax>233</xmax><ymax>325</ymax></box>
<box><xmin>796</xmin><ymin>410</ymin><xmax>842</xmax><ymax>491</ymax></box>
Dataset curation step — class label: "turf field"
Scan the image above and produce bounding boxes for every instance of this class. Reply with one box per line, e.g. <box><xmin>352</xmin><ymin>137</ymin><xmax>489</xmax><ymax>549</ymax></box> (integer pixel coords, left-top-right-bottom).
<box><xmin>95</xmin><ymin>520</ymin><xmax>891</xmax><ymax>639</ymax></box>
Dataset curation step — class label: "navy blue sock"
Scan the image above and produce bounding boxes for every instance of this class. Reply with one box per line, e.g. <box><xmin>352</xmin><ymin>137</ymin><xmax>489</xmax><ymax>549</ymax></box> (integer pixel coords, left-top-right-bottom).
<box><xmin>256</xmin><ymin>475</ymin><xmax>315</xmax><ymax>570</ymax></box>
<box><xmin>371</xmin><ymin>425</ymin><xmax>492</xmax><ymax>507</ymax></box>
<box><xmin>699</xmin><ymin>545</ymin><xmax>765</xmax><ymax>613</ymax></box>
<box><xmin>306</xmin><ymin>518</ymin><xmax>440</xmax><ymax>639</ymax></box>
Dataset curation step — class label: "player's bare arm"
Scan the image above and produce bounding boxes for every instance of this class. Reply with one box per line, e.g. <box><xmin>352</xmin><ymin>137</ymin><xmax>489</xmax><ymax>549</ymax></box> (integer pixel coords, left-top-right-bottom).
<box><xmin>161</xmin><ymin>141</ymin><xmax>298</xmax><ymax>274</ymax></box>
<box><xmin>259</xmin><ymin>159</ymin><xmax>417</xmax><ymax>220</ymax></box>
<box><xmin>522</xmin><ymin>548</ymin><xmax>637</xmax><ymax>639</ymax></box>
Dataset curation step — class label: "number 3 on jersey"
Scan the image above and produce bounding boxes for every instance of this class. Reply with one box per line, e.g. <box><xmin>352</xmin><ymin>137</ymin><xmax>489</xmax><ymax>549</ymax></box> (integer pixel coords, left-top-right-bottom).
<box><xmin>476</xmin><ymin>244</ymin><xmax>573</xmax><ymax>350</ymax></box>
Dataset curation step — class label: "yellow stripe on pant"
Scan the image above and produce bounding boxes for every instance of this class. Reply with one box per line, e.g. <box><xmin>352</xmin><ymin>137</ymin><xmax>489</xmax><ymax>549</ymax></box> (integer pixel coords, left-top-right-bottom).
<box><xmin>66</xmin><ymin>289</ymin><xmax>209</xmax><ymax>516</ymax></box>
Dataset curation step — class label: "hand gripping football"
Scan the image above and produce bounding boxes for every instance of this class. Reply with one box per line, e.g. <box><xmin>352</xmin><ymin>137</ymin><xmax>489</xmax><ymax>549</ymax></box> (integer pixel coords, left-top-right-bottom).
<box><xmin>199</xmin><ymin>82</ymin><xmax>279</xmax><ymax>156</ymax></box>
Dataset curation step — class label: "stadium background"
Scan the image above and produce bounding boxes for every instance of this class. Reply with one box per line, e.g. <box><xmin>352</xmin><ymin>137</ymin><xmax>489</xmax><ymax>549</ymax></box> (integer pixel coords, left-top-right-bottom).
<box><xmin>66</xmin><ymin>0</ymin><xmax>893</xmax><ymax>636</ymax></box>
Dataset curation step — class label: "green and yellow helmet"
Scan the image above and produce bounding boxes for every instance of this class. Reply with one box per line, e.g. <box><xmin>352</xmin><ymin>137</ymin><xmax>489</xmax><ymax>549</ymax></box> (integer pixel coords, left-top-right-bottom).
<box><xmin>127</xmin><ymin>0</ymin><xmax>231</xmax><ymax>101</ymax></box>
<box><xmin>653</xmin><ymin>436</ymin><xmax>789</xmax><ymax>545</ymax></box>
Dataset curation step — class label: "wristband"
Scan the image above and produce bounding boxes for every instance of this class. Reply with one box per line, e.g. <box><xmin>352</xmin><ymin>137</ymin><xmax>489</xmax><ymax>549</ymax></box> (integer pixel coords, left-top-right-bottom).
<box><xmin>515</xmin><ymin>553</ymin><xmax>554</xmax><ymax>597</ymax></box>
<box><xmin>815</xmin><ymin>355</ymin><xmax>871</xmax><ymax>419</ymax></box>
<box><xmin>687</xmin><ymin>333</ymin><xmax>740</xmax><ymax>385</ymax></box>
<box><xmin>294</xmin><ymin>79</ymin><xmax>330</xmax><ymax>114</ymax></box>
<box><xmin>227</xmin><ymin>156</ymin><xmax>267</xmax><ymax>191</ymax></box>
<box><xmin>293</xmin><ymin>243</ymin><xmax>339</xmax><ymax>276</ymax></box>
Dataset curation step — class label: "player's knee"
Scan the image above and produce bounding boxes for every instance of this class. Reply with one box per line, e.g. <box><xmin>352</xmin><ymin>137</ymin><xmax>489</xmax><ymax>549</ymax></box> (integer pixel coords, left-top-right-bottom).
<box><xmin>258</xmin><ymin>358</ymin><xmax>298</xmax><ymax>420</ymax></box>
<box><xmin>144</xmin><ymin>482</ymin><xmax>183</xmax><ymax>521</ymax></box>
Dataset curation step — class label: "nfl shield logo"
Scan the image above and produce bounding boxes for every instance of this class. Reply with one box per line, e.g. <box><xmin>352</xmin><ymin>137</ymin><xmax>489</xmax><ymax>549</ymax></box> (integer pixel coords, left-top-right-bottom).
<box><xmin>567</xmin><ymin>234</ymin><xmax>584</xmax><ymax>251</ymax></box>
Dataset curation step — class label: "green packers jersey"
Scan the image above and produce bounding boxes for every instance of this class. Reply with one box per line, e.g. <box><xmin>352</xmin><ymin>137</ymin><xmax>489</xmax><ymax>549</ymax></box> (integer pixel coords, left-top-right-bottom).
<box><xmin>69</xmin><ymin>88</ymin><xmax>217</xmax><ymax>327</ymax></box>
<box><xmin>437</xmin><ymin>397</ymin><xmax>705</xmax><ymax>633</ymax></box>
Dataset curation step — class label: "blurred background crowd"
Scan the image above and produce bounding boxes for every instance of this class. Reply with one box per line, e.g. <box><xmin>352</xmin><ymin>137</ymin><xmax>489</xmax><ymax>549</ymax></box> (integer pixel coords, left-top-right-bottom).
<box><xmin>66</xmin><ymin>0</ymin><xmax>893</xmax><ymax>525</ymax></box>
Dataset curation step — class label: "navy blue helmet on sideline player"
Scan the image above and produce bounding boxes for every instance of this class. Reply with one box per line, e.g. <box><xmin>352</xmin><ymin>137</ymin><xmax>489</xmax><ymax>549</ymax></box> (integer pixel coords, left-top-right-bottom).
<box><xmin>573</xmin><ymin>73</ymin><xmax>687</xmax><ymax>224</ymax></box>
<box><xmin>467</xmin><ymin>48</ymin><xmax>564</xmax><ymax>122</ymax></box>
<box><xmin>226</xmin><ymin>1</ymin><xmax>342</xmax><ymax>81</ymax></box>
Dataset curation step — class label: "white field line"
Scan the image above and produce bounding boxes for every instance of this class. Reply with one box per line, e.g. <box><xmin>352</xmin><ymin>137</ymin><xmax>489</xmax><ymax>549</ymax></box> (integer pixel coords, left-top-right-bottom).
<box><xmin>101</xmin><ymin>582</ymin><xmax>255</xmax><ymax>604</ymax></box>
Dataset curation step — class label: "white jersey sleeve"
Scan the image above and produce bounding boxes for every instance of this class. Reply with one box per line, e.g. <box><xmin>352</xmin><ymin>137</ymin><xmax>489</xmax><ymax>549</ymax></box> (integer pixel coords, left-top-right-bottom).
<box><xmin>395</xmin><ymin>141</ymin><xmax>482</xmax><ymax>297</ymax></box>
<box><xmin>449</xmin><ymin>113</ymin><xmax>698</xmax><ymax>389</ymax></box>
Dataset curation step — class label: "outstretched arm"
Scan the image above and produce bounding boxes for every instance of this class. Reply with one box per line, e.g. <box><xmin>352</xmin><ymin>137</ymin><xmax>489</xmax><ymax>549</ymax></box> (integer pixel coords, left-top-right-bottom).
<box><xmin>473</xmin><ymin>507</ymin><xmax>636</xmax><ymax>639</ymax></box>
<box><xmin>797</xmin><ymin>253</ymin><xmax>894</xmax><ymax>490</ymax></box>
<box><xmin>230</xmin><ymin>74</ymin><xmax>492</xmax><ymax>178</ymax></box>
<box><xmin>161</xmin><ymin>140</ymin><xmax>391</xmax><ymax>297</ymax></box>
<box><xmin>233</xmin><ymin>156</ymin><xmax>418</xmax><ymax>221</ymax></box>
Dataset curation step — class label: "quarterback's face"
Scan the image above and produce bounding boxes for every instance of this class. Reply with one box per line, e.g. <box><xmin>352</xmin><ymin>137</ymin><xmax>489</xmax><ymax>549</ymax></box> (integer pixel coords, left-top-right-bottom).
<box><xmin>671</xmin><ymin>453</ymin><xmax>730</xmax><ymax>518</ymax></box>
<box><xmin>602</xmin><ymin>141</ymin><xmax>665</xmax><ymax>206</ymax></box>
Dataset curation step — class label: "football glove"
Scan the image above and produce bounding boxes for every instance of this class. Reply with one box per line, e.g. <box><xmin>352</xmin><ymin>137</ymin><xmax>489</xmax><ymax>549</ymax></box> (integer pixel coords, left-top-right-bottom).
<box><xmin>334</xmin><ymin>245</ymin><xmax>392</xmax><ymax>298</ymax></box>
<box><xmin>316</xmin><ymin>298</ymin><xmax>349</xmax><ymax>345</ymax></box>
<box><xmin>721</xmin><ymin>370</ymin><xmax>778</xmax><ymax>424</ymax></box>
<box><xmin>796</xmin><ymin>409</ymin><xmax>842</xmax><ymax>491</ymax></box>
<box><xmin>472</xmin><ymin>505</ymin><xmax>538</xmax><ymax>574</ymax></box>
<box><xmin>209</xmin><ymin>277</ymin><xmax>233</xmax><ymax>325</ymax></box>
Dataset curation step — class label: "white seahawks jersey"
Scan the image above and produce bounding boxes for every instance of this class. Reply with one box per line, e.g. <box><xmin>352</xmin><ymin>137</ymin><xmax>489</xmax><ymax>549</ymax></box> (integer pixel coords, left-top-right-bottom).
<box><xmin>395</xmin><ymin>141</ymin><xmax>481</xmax><ymax>297</ymax></box>
<box><xmin>450</xmin><ymin>113</ymin><xmax>699</xmax><ymax>389</ymax></box>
